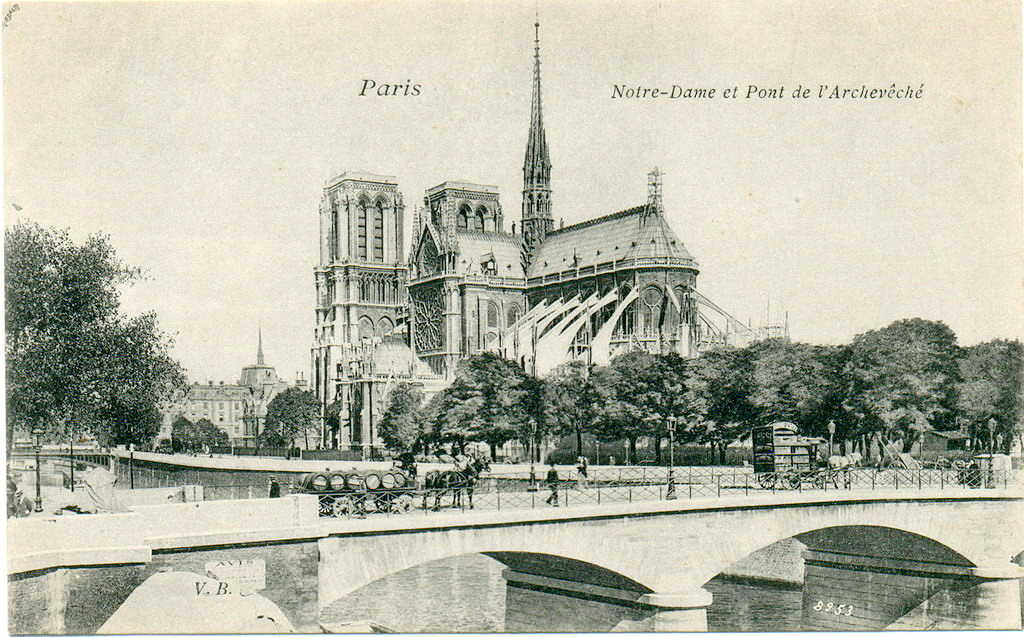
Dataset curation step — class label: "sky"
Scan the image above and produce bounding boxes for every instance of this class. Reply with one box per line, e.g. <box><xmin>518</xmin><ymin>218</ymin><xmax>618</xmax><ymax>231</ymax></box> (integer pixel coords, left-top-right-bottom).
<box><xmin>4</xmin><ymin>0</ymin><xmax>1021</xmax><ymax>383</ymax></box>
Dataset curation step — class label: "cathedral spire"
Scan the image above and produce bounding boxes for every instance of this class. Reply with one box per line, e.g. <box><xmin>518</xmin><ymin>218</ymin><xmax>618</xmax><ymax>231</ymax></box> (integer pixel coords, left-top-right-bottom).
<box><xmin>257</xmin><ymin>325</ymin><xmax>265</xmax><ymax>366</ymax></box>
<box><xmin>524</xmin><ymin>19</ymin><xmax>550</xmax><ymax>187</ymax></box>
<box><xmin>521</xmin><ymin>16</ymin><xmax>553</xmax><ymax>269</ymax></box>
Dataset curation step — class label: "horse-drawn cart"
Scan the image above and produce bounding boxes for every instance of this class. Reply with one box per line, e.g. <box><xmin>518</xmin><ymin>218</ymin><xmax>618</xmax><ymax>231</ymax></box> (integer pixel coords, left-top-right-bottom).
<box><xmin>296</xmin><ymin>455</ymin><xmax>490</xmax><ymax>518</ymax></box>
<box><xmin>296</xmin><ymin>469</ymin><xmax>416</xmax><ymax>517</ymax></box>
<box><xmin>752</xmin><ymin>422</ymin><xmax>836</xmax><ymax>489</ymax></box>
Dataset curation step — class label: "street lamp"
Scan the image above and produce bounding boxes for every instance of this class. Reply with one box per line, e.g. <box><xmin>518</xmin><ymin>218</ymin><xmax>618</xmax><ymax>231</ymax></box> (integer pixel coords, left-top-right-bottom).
<box><xmin>827</xmin><ymin>420</ymin><xmax>836</xmax><ymax>459</ymax></box>
<box><xmin>32</xmin><ymin>427</ymin><xmax>43</xmax><ymax>512</ymax></box>
<box><xmin>666</xmin><ymin>416</ymin><xmax>677</xmax><ymax>500</ymax></box>
<box><xmin>68</xmin><ymin>434</ymin><xmax>75</xmax><ymax>492</ymax></box>
<box><xmin>528</xmin><ymin>419</ymin><xmax>538</xmax><ymax>492</ymax></box>
<box><xmin>128</xmin><ymin>443</ymin><xmax>135</xmax><ymax>489</ymax></box>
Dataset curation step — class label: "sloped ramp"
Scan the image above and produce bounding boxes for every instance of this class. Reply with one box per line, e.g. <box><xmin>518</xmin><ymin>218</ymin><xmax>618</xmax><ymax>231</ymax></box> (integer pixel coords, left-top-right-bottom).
<box><xmin>98</xmin><ymin>570</ymin><xmax>294</xmax><ymax>634</ymax></box>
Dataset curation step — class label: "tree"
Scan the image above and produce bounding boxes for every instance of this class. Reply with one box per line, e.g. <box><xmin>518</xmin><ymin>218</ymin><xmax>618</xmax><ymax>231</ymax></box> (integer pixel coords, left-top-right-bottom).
<box><xmin>957</xmin><ymin>339</ymin><xmax>1023</xmax><ymax>454</ymax></box>
<box><xmin>843</xmin><ymin>318</ymin><xmax>961</xmax><ymax>457</ymax></box>
<box><xmin>323</xmin><ymin>399</ymin><xmax>344</xmax><ymax>449</ymax></box>
<box><xmin>750</xmin><ymin>340</ymin><xmax>849</xmax><ymax>439</ymax></box>
<box><xmin>684</xmin><ymin>346</ymin><xmax>757</xmax><ymax>464</ymax></box>
<box><xmin>544</xmin><ymin>360</ymin><xmax>600</xmax><ymax>459</ymax></box>
<box><xmin>96</xmin><ymin>403</ymin><xmax>162</xmax><ymax>449</ymax></box>
<box><xmin>379</xmin><ymin>383</ymin><xmax>426</xmax><ymax>452</ymax></box>
<box><xmin>169</xmin><ymin>415</ymin><xmax>227</xmax><ymax>453</ymax></box>
<box><xmin>5</xmin><ymin>222</ymin><xmax>186</xmax><ymax>447</ymax></box>
<box><xmin>591</xmin><ymin>351</ymin><xmax>677</xmax><ymax>464</ymax></box>
<box><xmin>263</xmin><ymin>387</ymin><xmax>320</xmax><ymax>449</ymax></box>
<box><xmin>434</xmin><ymin>353</ymin><xmax>545</xmax><ymax>460</ymax></box>
<box><xmin>194</xmin><ymin>418</ymin><xmax>228</xmax><ymax>449</ymax></box>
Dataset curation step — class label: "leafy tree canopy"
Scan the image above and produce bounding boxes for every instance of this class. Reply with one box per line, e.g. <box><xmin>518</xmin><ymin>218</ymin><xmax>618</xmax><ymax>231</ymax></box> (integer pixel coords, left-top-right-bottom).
<box><xmin>5</xmin><ymin>222</ymin><xmax>186</xmax><ymax>447</ymax></box>
<box><xmin>378</xmin><ymin>382</ymin><xmax>426</xmax><ymax>451</ymax></box>
<box><xmin>843</xmin><ymin>318</ymin><xmax>960</xmax><ymax>450</ymax></box>
<box><xmin>956</xmin><ymin>339</ymin><xmax>1023</xmax><ymax>453</ymax></box>
<box><xmin>263</xmin><ymin>387</ymin><xmax>320</xmax><ymax>448</ymax></box>
<box><xmin>434</xmin><ymin>353</ymin><xmax>545</xmax><ymax>456</ymax></box>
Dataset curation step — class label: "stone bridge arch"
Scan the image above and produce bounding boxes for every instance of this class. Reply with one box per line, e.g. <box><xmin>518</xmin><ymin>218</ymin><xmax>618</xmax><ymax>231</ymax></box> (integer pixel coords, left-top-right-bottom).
<box><xmin>317</xmin><ymin>496</ymin><xmax>1023</xmax><ymax>631</ymax></box>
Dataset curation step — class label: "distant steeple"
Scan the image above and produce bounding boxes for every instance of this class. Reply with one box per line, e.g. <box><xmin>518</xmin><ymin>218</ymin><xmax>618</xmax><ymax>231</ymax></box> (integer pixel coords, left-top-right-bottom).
<box><xmin>521</xmin><ymin>16</ymin><xmax>554</xmax><ymax>269</ymax></box>
<box><xmin>256</xmin><ymin>326</ymin><xmax>265</xmax><ymax>366</ymax></box>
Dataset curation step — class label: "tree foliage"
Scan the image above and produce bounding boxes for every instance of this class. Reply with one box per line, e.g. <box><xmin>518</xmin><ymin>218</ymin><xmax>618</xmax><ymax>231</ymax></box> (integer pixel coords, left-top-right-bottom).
<box><xmin>5</xmin><ymin>222</ymin><xmax>186</xmax><ymax>447</ymax></box>
<box><xmin>378</xmin><ymin>382</ymin><xmax>426</xmax><ymax>451</ymax></box>
<box><xmin>956</xmin><ymin>339</ymin><xmax>1023</xmax><ymax>453</ymax></box>
<box><xmin>262</xmin><ymin>387</ymin><xmax>320</xmax><ymax>448</ymax></box>
<box><xmin>843</xmin><ymin>319</ymin><xmax>961</xmax><ymax>453</ymax></box>
<box><xmin>683</xmin><ymin>346</ymin><xmax>756</xmax><ymax>462</ymax></box>
<box><xmin>170</xmin><ymin>415</ymin><xmax>227</xmax><ymax>452</ymax></box>
<box><xmin>433</xmin><ymin>353</ymin><xmax>546</xmax><ymax>459</ymax></box>
<box><xmin>544</xmin><ymin>360</ymin><xmax>601</xmax><ymax>458</ymax></box>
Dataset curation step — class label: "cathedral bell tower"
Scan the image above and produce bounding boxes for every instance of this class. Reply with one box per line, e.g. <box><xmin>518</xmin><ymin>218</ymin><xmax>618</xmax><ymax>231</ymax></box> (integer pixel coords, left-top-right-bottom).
<box><xmin>520</xmin><ymin>19</ymin><xmax>553</xmax><ymax>269</ymax></box>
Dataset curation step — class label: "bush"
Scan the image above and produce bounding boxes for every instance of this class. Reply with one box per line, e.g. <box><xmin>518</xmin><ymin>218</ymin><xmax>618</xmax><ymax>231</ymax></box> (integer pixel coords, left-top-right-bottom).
<box><xmin>546</xmin><ymin>436</ymin><xmax>749</xmax><ymax>466</ymax></box>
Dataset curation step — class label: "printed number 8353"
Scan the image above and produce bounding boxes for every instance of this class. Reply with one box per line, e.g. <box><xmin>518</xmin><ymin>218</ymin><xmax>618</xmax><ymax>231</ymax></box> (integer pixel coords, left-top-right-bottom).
<box><xmin>813</xmin><ymin>600</ymin><xmax>854</xmax><ymax>616</ymax></box>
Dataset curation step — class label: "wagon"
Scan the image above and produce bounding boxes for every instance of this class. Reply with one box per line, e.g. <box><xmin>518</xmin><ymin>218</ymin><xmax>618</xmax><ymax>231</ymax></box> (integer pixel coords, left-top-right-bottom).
<box><xmin>296</xmin><ymin>469</ymin><xmax>417</xmax><ymax>517</ymax></box>
<box><xmin>752</xmin><ymin>422</ymin><xmax>833</xmax><ymax>489</ymax></box>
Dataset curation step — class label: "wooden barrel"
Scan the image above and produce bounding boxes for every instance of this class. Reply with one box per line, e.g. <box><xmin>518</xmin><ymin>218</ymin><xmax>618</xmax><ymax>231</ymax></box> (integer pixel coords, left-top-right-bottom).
<box><xmin>364</xmin><ymin>472</ymin><xmax>382</xmax><ymax>490</ymax></box>
<box><xmin>328</xmin><ymin>472</ymin><xmax>347</xmax><ymax>491</ymax></box>
<box><xmin>391</xmin><ymin>472</ymin><xmax>407</xmax><ymax>489</ymax></box>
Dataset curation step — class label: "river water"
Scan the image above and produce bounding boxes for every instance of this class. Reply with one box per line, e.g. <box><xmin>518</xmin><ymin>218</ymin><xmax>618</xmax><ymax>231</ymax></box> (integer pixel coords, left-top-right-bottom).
<box><xmin>321</xmin><ymin>553</ymin><xmax>803</xmax><ymax>632</ymax></box>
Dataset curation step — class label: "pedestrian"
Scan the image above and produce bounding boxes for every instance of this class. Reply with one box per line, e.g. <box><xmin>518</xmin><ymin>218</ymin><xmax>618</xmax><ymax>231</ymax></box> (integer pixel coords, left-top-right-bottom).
<box><xmin>544</xmin><ymin>461</ymin><xmax>559</xmax><ymax>507</ymax></box>
<box><xmin>268</xmin><ymin>478</ymin><xmax>281</xmax><ymax>498</ymax></box>
<box><xmin>576</xmin><ymin>455</ymin><xmax>589</xmax><ymax>490</ymax></box>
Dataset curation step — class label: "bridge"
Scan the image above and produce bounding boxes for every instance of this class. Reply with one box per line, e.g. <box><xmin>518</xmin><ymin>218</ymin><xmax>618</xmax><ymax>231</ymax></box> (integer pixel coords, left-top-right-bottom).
<box><xmin>8</xmin><ymin>486</ymin><xmax>1022</xmax><ymax>633</ymax></box>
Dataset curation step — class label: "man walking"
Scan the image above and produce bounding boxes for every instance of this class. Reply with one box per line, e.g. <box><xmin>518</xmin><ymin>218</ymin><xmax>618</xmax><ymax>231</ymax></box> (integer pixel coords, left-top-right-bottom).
<box><xmin>544</xmin><ymin>461</ymin><xmax>560</xmax><ymax>507</ymax></box>
<box><xmin>575</xmin><ymin>455</ymin><xmax>589</xmax><ymax>490</ymax></box>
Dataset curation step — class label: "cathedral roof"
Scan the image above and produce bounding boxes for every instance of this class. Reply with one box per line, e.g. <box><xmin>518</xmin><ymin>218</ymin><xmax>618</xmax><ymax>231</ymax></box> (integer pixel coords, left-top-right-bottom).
<box><xmin>453</xmin><ymin>231</ymin><xmax>524</xmax><ymax>278</ymax></box>
<box><xmin>526</xmin><ymin>205</ymin><xmax>697</xmax><ymax>279</ymax></box>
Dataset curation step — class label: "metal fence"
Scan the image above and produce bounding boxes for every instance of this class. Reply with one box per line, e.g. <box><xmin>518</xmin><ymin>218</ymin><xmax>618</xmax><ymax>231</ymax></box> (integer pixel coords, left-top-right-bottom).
<box><xmin>113</xmin><ymin>462</ymin><xmax>1016</xmax><ymax>514</ymax></box>
<box><xmin>304</xmin><ymin>466</ymin><xmax>1016</xmax><ymax>520</ymax></box>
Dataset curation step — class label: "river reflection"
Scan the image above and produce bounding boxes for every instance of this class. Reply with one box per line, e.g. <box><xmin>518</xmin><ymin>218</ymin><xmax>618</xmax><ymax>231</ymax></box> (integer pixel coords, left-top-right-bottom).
<box><xmin>321</xmin><ymin>553</ymin><xmax>804</xmax><ymax>633</ymax></box>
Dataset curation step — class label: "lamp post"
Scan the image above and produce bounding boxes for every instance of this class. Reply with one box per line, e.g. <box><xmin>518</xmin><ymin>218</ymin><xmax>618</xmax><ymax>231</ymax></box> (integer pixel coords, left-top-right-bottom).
<box><xmin>32</xmin><ymin>427</ymin><xmax>43</xmax><ymax>512</ymax></box>
<box><xmin>69</xmin><ymin>435</ymin><xmax>75</xmax><ymax>492</ymax></box>
<box><xmin>827</xmin><ymin>420</ymin><xmax>836</xmax><ymax>459</ymax></box>
<box><xmin>128</xmin><ymin>443</ymin><xmax>135</xmax><ymax>489</ymax></box>
<box><xmin>527</xmin><ymin>419</ymin><xmax>538</xmax><ymax>491</ymax></box>
<box><xmin>666</xmin><ymin>417</ymin><xmax>677</xmax><ymax>500</ymax></box>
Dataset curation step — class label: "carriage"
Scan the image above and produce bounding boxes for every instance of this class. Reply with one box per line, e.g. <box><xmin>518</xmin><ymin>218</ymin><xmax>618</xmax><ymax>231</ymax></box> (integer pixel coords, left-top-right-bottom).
<box><xmin>752</xmin><ymin>422</ymin><xmax>836</xmax><ymax>489</ymax></box>
<box><xmin>296</xmin><ymin>468</ymin><xmax>418</xmax><ymax>517</ymax></box>
<box><xmin>296</xmin><ymin>454</ymin><xmax>490</xmax><ymax>518</ymax></box>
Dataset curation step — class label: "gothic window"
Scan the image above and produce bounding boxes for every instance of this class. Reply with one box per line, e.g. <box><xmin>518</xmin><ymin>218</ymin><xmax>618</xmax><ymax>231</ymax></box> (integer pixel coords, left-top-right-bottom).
<box><xmin>378</xmin><ymin>317</ymin><xmax>394</xmax><ymax>341</ymax></box>
<box><xmin>486</xmin><ymin>301</ymin><xmax>500</xmax><ymax>329</ymax></box>
<box><xmin>475</xmin><ymin>206</ymin><xmax>487</xmax><ymax>232</ymax></box>
<box><xmin>640</xmin><ymin>286</ymin><xmax>665</xmax><ymax>336</ymax></box>
<box><xmin>372</xmin><ymin>200</ymin><xmax>385</xmax><ymax>262</ymax></box>
<box><xmin>457</xmin><ymin>207</ymin><xmax>469</xmax><ymax>231</ymax></box>
<box><xmin>507</xmin><ymin>305</ymin><xmax>522</xmax><ymax>328</ymax></box>
<box><xmin>329</xmin><ymin>201</ymin><xmax>338</xmax><ymax>262</ymax></box>
<box><xmin>418</xmin><ymin>234</ymin><xmax>440</xmax><ymax>276</ymax></box>
<box><xmin>412</xmin><ymin>287</ymin><xmax>445</xmax><ymax>351</ymax></box>
<box><xmin>359</xmin><ymin>316</ymin><xmax>374</xmax><ymax>340</ymax></box>
<box><xmin>673</xmin><ymin>285</ymin><xmax>690</xmax><ymax>324</ymax></box>
<box><xmin>357</xmin><ymin>199</ymin><xmax>369</xmax><ymax>261</ymax></box>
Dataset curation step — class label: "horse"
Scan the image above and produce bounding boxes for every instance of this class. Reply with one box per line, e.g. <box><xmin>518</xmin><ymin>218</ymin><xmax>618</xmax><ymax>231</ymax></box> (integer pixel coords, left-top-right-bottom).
<box><xmin>825</xmin><ymin>452</ymin><xmax>862</xmax><ymax>488</ymax></box>
<box><xmin>827</xmin><ymin>451</ymin><xmax>862</xmax><ymax>470</ymax></box>
<box><xmin>422</xmin><ymin>455</ymin><xmax>490</xmax><ymax>511</ymax></box>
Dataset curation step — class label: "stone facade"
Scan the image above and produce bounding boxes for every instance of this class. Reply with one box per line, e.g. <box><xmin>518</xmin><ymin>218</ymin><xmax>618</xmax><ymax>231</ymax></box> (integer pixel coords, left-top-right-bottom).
<box><xmin>159</xmin><ymin>332</ymin><xmax>295</xmax><ymax>446</ymax></box>
<box><xmin>310</xmin><ymin>22</ymin><xmax>704</xmax><ymax>452</ymax></box>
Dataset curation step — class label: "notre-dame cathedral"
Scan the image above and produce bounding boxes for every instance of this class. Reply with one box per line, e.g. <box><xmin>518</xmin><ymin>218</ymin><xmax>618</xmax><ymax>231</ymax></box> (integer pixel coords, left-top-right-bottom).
<box><xmin>311</xmin><ymin>22</ymin><xmax>702</xmax><ymax>454</ymax></box>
